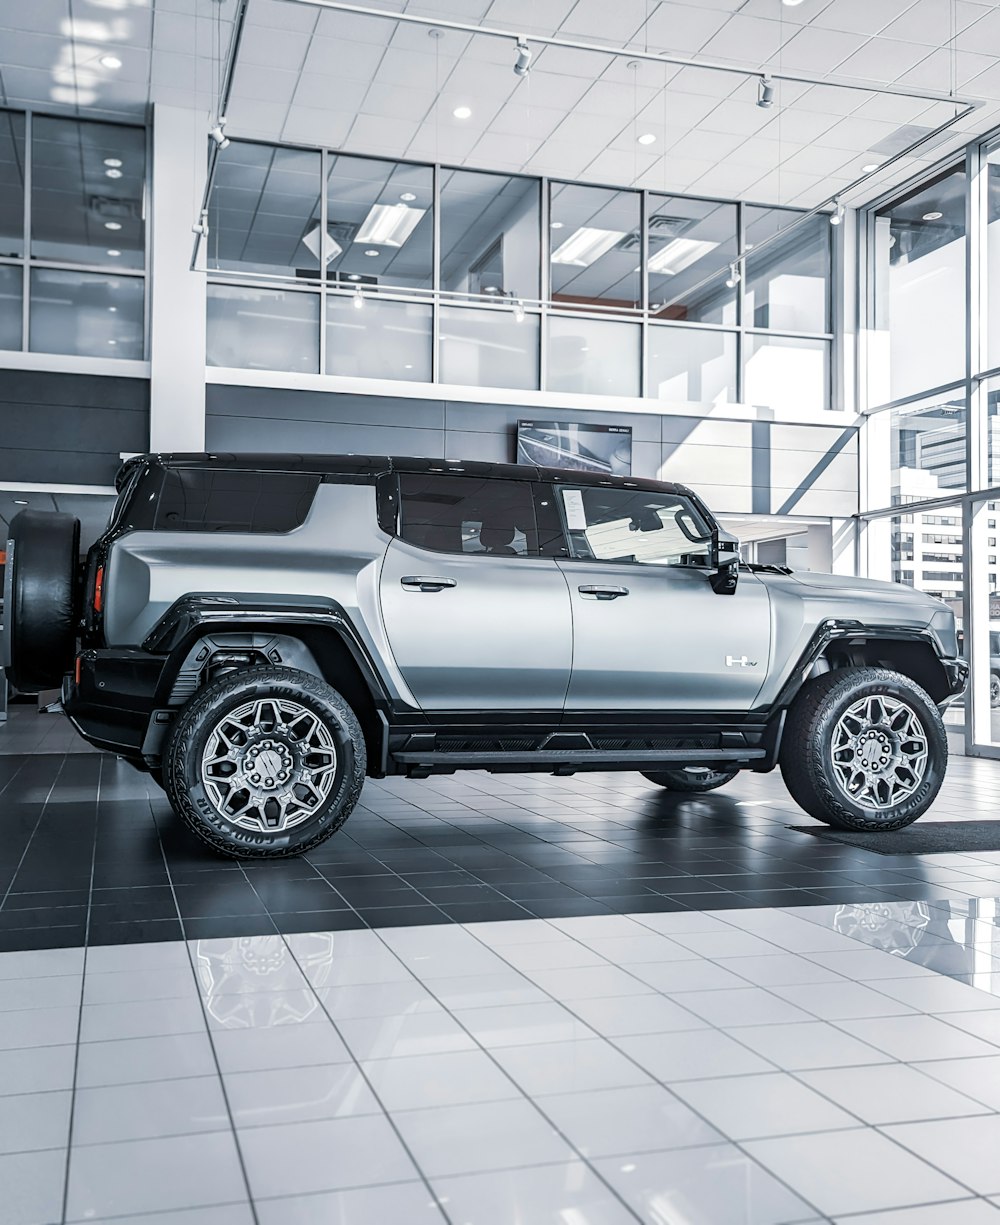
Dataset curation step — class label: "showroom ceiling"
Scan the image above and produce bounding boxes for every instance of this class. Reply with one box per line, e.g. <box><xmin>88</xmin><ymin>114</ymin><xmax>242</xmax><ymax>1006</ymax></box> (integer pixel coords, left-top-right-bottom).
<box><xmin>1</xmin><ymin>0</ymin><xmax>999</xmax><ymax>208</ymax></box>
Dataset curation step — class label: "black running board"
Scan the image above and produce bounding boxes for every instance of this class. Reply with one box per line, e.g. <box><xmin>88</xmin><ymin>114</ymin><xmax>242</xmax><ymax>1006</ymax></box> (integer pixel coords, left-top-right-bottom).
<box><xmin>392</xmin><ymin>747</ymin><xmax>766</xmax><ymax>777</ymax></box>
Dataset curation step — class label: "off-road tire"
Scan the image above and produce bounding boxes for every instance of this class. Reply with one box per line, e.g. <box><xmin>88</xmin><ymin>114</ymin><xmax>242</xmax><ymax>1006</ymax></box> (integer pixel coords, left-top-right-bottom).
<box><xmin>780</xmin><ymin>666</ymin><xmax>946</xmax><ymax>832</ymax></box>
<box><xmin>642</xmin><ymin>767</ymin><xmax>738</xmax><ymax>792</ymax></box>
<box><xmin>990</xmin><ymin>672</ymin><xmax>1000</xmax><ymax>710</ymax></box>
<box><xmin>2</xmin><ymin>510</ymin><xmax>80</xmax><ymax>692</ymax></box>
<box><xmin>164</xmin><ymin>665</ymin><xmax>366</xmax><ymax>859</ymax></box>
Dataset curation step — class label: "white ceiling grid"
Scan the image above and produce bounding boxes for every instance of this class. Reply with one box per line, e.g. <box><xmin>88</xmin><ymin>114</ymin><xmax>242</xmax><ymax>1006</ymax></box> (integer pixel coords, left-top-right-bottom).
<box><xmin>0</xmin><ymin>0</ymin><xmax>997</xmax><ymax>207</ymax></box>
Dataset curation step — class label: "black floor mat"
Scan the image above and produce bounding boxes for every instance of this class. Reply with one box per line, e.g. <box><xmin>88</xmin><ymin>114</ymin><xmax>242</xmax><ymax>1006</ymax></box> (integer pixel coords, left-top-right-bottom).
<box><xmin>791</xmin><ymin>822</ymin><xmax>1000</xmax><ymax>855</ymax></box>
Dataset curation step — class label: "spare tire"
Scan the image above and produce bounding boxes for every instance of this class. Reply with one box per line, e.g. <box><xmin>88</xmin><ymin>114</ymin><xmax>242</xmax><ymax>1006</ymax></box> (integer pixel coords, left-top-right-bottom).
<box><xmin>2</xmin><ymin>510</ymin><xmax>80</xmax><ymax>692</ymax></box>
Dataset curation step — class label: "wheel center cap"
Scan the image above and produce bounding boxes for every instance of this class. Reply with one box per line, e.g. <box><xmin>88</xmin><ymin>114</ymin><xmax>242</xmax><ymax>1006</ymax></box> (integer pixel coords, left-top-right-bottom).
<box><xmin>243</xmin><ymin>739</ymin><xmax>294</xmax><ymax>790</ymax></box>
<box><xmin>856</xmin><ymin>730</ymin><xmax>891</xmax><ymax>771</ymax></box>
<box><xmin>256</xmin><ymin>749</ymin><xmax>286</xmax><ymax>777</ymax></box>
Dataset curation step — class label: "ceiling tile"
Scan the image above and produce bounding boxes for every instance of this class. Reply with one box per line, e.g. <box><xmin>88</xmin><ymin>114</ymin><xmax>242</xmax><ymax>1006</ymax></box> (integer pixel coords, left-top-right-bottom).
<box><xmin>237</xmin><ymin>24</ymin><xmax>312</xmax><ymax>72</ymax></box>
<box><xmin>667</xmin><ymin>65</ymin><xmax>740</xmax><ymax>99</ymax></box>
<box><xmin>558</xmin><ymin>0</ymin><xmax>647</xmax><ymax>42</ymax></box>
<box><xmin>484</xmin><ymin>0</ymin><xmax>577</xmax><ymax>35</ymax></box>
<box><xmin>879</xmin><ymin>0</ymin><xmax>987</xmax><ymax>46</ymax></box>
<box><xmin>225</xmin><ymin>99</ymin><xmax>288</xmax><ymax>142</ymax></box>
<box><xmin>699</xmin><ymin>14</ymin><xmax>791</xmax><ymax>65</ymax></box>
<box><xmin>552</xmin><ymin>110</ymin><xmax>630</xmax><ymax>148</ymax></box>
<box><xmin>291</xmin><ymin>72</ymin><xmax>368</xmax><ymax>112</ymax></box>
<box><xmin>582</xmin><ymin>146</ymin><xmax>658</xmax><ymax>185</ymax></box>
<box><xmin>361</xmin><ymin>80</ymin><xmax>438</xmax><ymax>121</ymax></box>
<box><xmin>245</xmin><ymin>0</ymin><xmax>319</xmax><ymax>33</ymax></box>
<box><xmin>954</xmin><ymin>7</ymin><xmax>1000</xmax><ymax>53</ymax></box>
<box><xmin>347</xmin><ymin>112</ymin><xmax>420</xmax><ymax>151</ymax></box>
<box><xmin>314</xmin><ymin>8</ymin><xmax>396</xmax><ymax>45</ymax></box>
<box><xmin>574</xmin><ymin>78</ymin><xmax>659</xmax><ymax>117</ymax></box>
<box><xmin>809</xmin><ymin>0</ymin><xmax>919</xmax><ymax>37</ymax></box>
<box><xmin>698</xmin><ymin>98</ymin><xmax>775</xmax><ymax>138</ymax></box>
<box><xmin>637</xmin><ymin>2</ymin><xmax>736</xmax><ymax>54</ymax></box>
<box><xmin>895</xmin><ymin>46</ymin><xmax>996</xmax><ymax>91</ymax></box>
<box><xmin>0</xmin><ymin>0</ymin><xmax>68</xmax><ymax>36</ymax></box>
<box><xmin>669</xmin><ymin>127</ymin><xmax>748</xmax><ymax>161</ymax></box>
<box><xmin>778</xmin><ymin>26</ymin><xmax>872</xmax><ymax>73</ymax></box>
<box><xmin>469</xmin><ymin>130</ymin><xmax>541</xmax><ymax>166</ymax></box>
<box><xmin>530</xmin><ymin>44</ymin><xmax>614</xmax><ymax>79</ymax></box>
<box><xmin>490</xmin><ymin>100</ymin><xmax>565</xmax><ymax>140</ymax></box>
<box><xmin>281</xmin><ymin>105</ymin><xmax>353</xmax><ymax>147</ymax></box>
<box><xmin>230</xmin><ymin>63</ymin><xmax>300</xmax><ymax>106</ymax></box>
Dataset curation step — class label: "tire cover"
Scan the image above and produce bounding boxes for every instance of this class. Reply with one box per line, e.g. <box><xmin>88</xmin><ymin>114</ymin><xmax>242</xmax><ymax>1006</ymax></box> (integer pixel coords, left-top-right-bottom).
<box><xmin>2</xmin><ymin>510</ymin><xmax>80</xmax><ymax>692</ymax></box>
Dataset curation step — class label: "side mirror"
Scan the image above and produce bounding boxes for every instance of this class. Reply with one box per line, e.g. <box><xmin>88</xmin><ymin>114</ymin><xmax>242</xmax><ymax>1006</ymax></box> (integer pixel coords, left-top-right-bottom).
<box><xmin>709</xmin><ymin>527</ymin><xmax>740</xmax><ymax>596</ymax></box>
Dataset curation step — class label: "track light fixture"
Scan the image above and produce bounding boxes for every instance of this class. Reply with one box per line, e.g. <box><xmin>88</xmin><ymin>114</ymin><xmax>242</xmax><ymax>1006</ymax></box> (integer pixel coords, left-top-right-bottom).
<box><xmin>209</xmin><ymin>117</ymin><xmax>230</xmax><ymax>149</ymax></box>
<box><xmin>830</xmin><ymin>199</ymin><xmax>846</xmax><ymax>226</ymax></box>
<box><xmin>725</xmin><ymin>261</ymin><xmax>741</xmax><ymax>289</ymax></box>
<box><xmin>513</xmin><ymin>36</ymin><xmax>532</xmax><ymax>77</ymax></box>
<box><xmin>513</xmin><ymin>299</ymin><xmax>526</xmax><ymax>323</ymax></box>
<box><xmin>757</xmin><ymin>75</ymin><xmax>774</xmax><ymax>108</ymax></box>
<box><xmin>352</xmin><ymin>284</ymin><xmax>364</xmax><ymax>310</ymax></box>
<box><xmin>191</xmin><ymin>209</ymin><xmax>209</xmax><ymax>237</ymax></box>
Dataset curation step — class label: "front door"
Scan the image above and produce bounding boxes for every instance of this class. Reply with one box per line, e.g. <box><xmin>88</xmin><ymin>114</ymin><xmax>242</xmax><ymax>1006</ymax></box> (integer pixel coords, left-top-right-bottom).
<box><xmin>378</xmin><ymin>472</ymin><xmax>572</xmax><ymax>711</ymax></box>
<box><xmin>548</xmin><ymin>482</ymin><xmax>772</xmax><ymax>712</ymax></box>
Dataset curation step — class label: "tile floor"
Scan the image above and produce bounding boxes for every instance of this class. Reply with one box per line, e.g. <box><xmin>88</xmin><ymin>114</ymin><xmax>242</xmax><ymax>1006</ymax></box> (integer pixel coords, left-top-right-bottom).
<box><xmin>3</xmin><ymin>708</ymin><xmax>1000</xmax><ymax>954</ymax></box>
<box><xmin>4</xmin><ymin>708</ymin><xmax>1000</xmax><ymax>1222</ymax></box>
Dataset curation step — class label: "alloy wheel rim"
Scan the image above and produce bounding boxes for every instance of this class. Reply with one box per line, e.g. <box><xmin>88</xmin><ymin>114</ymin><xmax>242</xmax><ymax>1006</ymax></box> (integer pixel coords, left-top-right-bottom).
<box><xmin>201</xmin><ymin>697</ymin><xmax>338</xmax><ymax>833</ymax></box>
<box><xmin>830</xmin><ymin>693</ymin><xmax>928</xmax><ymax>812</ymax></box>
<box><xmin>991</xmin><ymin>676</ymin><xmax>1000</xmax><ymax>704</ymax></box>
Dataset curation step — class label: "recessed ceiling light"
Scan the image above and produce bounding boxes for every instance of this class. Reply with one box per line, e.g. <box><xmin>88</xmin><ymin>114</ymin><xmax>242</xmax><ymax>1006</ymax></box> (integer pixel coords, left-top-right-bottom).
<box><xmin>550</xmin><ymin>221</ymin><xmax>564</xmax><ymax>229</ymax></box>
<box><xmin>637</xmin><ymin>132</ymin><xmax>656</xmax><ymax>145</ymax></box>
<box><xmin>13</xmin><ymin>499</ymin><xmax>28</xmax><ymax>506</ymax></box>
<box><xmin>400</xmin><ymin>192</ymin><xmax>417</xmax><ymax>202</ymax></box>
<box><xmin>347</xmin><ymin>273</ymin><xmax>361</xmax><ymax>281</ymax></box>
<box><xmin>404</xmin><ymin>363</ymin><xmax>413</xmax><ymax>369</ymax></box>
<box><xmin>104</xmin><ymin>221</ymin><xmax>122</xmax><ymax>231</ymax></box>
<box><xmin>105</xmin><ymin>168</ymin><xmax>122</xmax><ymax>179</ymax></box>
<box><xmin>551</xmin><ymin>226</ymin><xmax>626</xmax><ymax>267</ymax></box>
<box><xmin>453</xmin><ymin>105</ymin><xmax>472</xmax><ymax>119</ymax></box>
<box><xmin>922</xmin><ymin>210</ymin><xmax>943</xmax><ymax>220</ymax></box>
<box><xmin>364</xmin><ymin>249</ymin><xmax>379</xmax><ymax>257</ymax></box>
<box><xmin>862</xmin><ymin>162</ymin><xmax>881</xmax><ymax>173</ymax></box>
<box><xmin>106</xmin><ymin>248</ymin><xmax>120</xmax><ymax>257</ymax></box>
<box><xmin>108</xmin><ymin>306</ymin><xmax>118</xmax><ymax>312</ymax></box>
<box><xmin>781</xmin><ymin>0</ymin><xmax>805</xmax><ymax>5</ymax></box>
<box><xmin>356</xmin><ymin>202</ymin><xmax>426</xmax><ymax>247</ymax></box>
<box><xmin>104</xmin><ymin>158</ymin><xmax>122</xmax><ymax>168</ymax></box>
<box><xmin>100</xmin><ymin>54</ymin><xmax>122</xmax><ymax>69</ymax></box>
<box><xmin>107</xmin><ymin>339</ymin><xmax>117</xmax><ymax>345</ymax></box>
<box><xmin>483</xmin><ymin>286</ymin><xmax>499</xmax><ymax>293</ymax></box>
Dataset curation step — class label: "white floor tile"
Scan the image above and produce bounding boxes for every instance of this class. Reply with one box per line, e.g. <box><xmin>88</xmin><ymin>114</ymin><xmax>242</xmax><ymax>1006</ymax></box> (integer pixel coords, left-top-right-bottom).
<box><xmin>715</xmin><ymin>952</ymin><xmax>847</xmax><ymax>987</ymax></box>
<box><xmin>836</xmin><ymin>1014</ymin><xmax>999</xmax><ymax>1062</ymax></box>
<box><xmin>0</xmin><ymin>1148</ymin><xmax>67</xmax><ymax>1225</ymax></box>
<box><xmin>628</xmin><ymin>911</ymin><xmax>735</xmax><ymax>935</ymax></box>
<box><xmin>429</xmin><ymin>1159</ymin><xmax>636</xmax><ymax>1224</ymax></box>
<box><xmin>729</xmin><ymin>1020</ymin><xmax>893</xmax><ymax>1071</ymax></box>
<box><xmin>524</xmin><ymin>964</ymin><xmax>654</xmax><ymax>1001</ymax></box>
<box><xmin>802</xmin><ymin>949</ymin><xmax>938</xmax><ymax>981</ymax></box>
<box><xmin>770</xmin><ymin>980</ymin><xmax>919</xmax><ymax>1020</ymax></box>
<box><xmin>0</xmin><ymin>1004</ymin><xmax>80</xmax><ymax>1050</ymax></box>
<box><xmin>628</xmin><ymin>959</ymin><xmax>751</xmax><ymax>993</ymax></box>
<box><xmin>491</xmin><ymin>1038</ymin><xmax>653</xmax><ymax>1097</ymax></box>
<box><xmin>615</xmin><ymin>1027</ymin><xmax>776</xmax><ymax>1081</ymax></box>
<box><xmin>0</xmin><ymin>946</ymin><xmax>84</xmax><ymax>980</ymax></box>
<box><xmin>671</xmin><ymin>986</ymin><xmax>815</xmax><ymax>1027</ymax></box>
<box><xmin>582</xmin><ymin>935</ymin><xmax>702</xmax><ymax>964</ymax></box>
<box><xmin>452</xmin><ymin>1001</ymin><xmax>595</xmax><ymax>1049</ymax></box>
<box><xmin>85</xmin><ymin>942</ymin><xmax>191</xmax><ymax>974</ymax></box>
<box><xmin>255</xmin><ymin>1182</ymin><xmax>447</xmax><ymax>1225</ymax></box>
<box><xmin>673</xmin><ymin>1071</ymin><xmax>858</xmax><ymax>1140</ymax></box>
<box><xmin>72</xmin><ymin>1077</ymin><xmax>230</xmax><ymax>1145</ymax></box>
<box><xmin>336</xmin><ymin>1011</ymin><xmax>477</xmax><ymax>1060</ymax></box>
<box><xmin>202</xmin><ymin>989</ymin><xmax>326</xmax><ymax>1031</ymax></box>
<box><xmin>0</xmin><ymin>1088</ymin><xmax>72</xmax><ymax>1154</ymax></box>
<box><xmin>392</xmin><ymin>1098</ymin><xmax>576</xmax><ymax>1178</ymax></box>
<box><xmin>565</xmin><ymin>992</ymin><xmax>708</xmax><ymax>1037</ymax></box>
<box><xmin>594</xmin><ymin>1143</ymin><xmax>819</xmax><ymax>1224</ymax></box>
<box><xmin>82</xmin><ymin>967</ymin><xmax>196</xmax><ymax>1006</ymax></box>
<box><xmin>79</xmin><ymin>997</ymin><xmax>207</xmax><ymax>1043</ymax></box>
<box><xmin>361</xmin><ymin>1048</ymin><xmax>521</xmax><ymax>1111</ymax></box>
<box><xmin>538</xmin><ymin>1083</ymin><xmax>725</xmax><ymax>1156</ymax></box>
<box><xmin>884</xmin><ymin>1115</ymin><xmax>1000</xmax><ymax>1196</ymax></box>
<box><xmin>223</xmin><ymin>1064</ymin><xmax>381</xmax><ymax>1128</ymax></box>
<box><xmin>0</xmin><ymin>1043</ymin><xmax>76</xmax><ymax>1096</ymax></box>
<box><xmin>422</xmin><ymin>972</ymin><xmax>549</xmax><ymax>1011</ymax></box>
<box><xmin>237</xmin><ymin>1113</ymin><xmax>418</xmax><ymax>1199</ymax></box>
<box><xmin>210</xmin><ymin>1023</ymin><xmax>352</xmax><ymax>1075</ymax></box>
<box><xmin>76</xmin><ymin>1033</ymin><xmax>218</xmax><ymax>1088</ymax></box>
<box><xmin>936</xmin><ymin>1010</ymin><xmax>1000</xmax><ymax>1047</ymax></box>
<box><xmin>66</xmin><ymin>1131</ymin><xmax>248</xmax><ymax>1220</ymax></box>
<box><xmin>313</xmin><ymin>980</ymin><xmax>441</xmax><ymax>1020</ymax></box>
<box><xmin>799</xmin><ymin>1062</ymin><xmax>991</xmax><ymax>1124</ymax></box>
<box><xmin>744</xmin><ymin>1128</ymin><xmax>967</xmax><ymax>1216</ymax></box>
<box><xmin>0</xmin><ymin>975</ymin><xmax>80</xmax><ymax>1012</ymax></box>
<box><xmin>668</xmin><ymin>931</ymin><xmax>785</xmax><ymax>959</ymax></box>
<box><xmin>80</xmin><ymin>1206</ymin><xmax>255</xmax><ymax>1225</ymax></box>
<box><xmin>868</xmin><ymin>976</ymin><xmax>1000</xmax><ymax>1013</ymax></box>
<box><xmin>830</xmin><ymin>1200</ymin><xmax>1000</xmax><ymax>1224</ymax></box>
<box><xmin>495</xmin><ymin>942</ymin><xmax>610</xmax><ymax>973</ymax></box>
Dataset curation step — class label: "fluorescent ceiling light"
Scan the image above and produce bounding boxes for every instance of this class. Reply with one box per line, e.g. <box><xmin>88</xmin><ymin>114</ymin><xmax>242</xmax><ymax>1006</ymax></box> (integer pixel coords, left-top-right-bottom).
<box><xmin>356</xmin><ymin>202</ymin><xmax>426</xmax><ymax>248</ymax></box>
<box><xmin>647</xmin><ymin>237</ymin><xmax>719</xmax><ymax>276</ymax></box>
<box><xmin>301</xmin><ymin>221</ymin><xmax>342</xmax><ymax>265</ymax></box>
<box><xmin>551</xmin><ymin>226</ymin><xmax>625</xmax><ymax>267</ymax></box>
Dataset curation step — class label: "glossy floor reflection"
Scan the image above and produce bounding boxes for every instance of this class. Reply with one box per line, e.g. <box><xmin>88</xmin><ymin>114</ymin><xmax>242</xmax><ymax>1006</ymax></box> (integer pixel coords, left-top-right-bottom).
<box><xmin>7</xmin><ymin>907</ymin><xmax>1000</xmax><ymax>1224</ymax></box>
<box><xmin>4</xmin><ymin>707</ymin><xmax>1000</xmax><ymax>953</ymax></box>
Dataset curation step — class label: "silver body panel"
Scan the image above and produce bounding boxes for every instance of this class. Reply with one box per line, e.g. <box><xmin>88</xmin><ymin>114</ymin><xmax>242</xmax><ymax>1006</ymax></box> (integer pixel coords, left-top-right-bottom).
<box><xmin>557</xmin><ymin>559</ymin><xmax>771</xmax><ymax>711</ymax></box>
<box><xmin>103</xmin><ymin>480</ymin><xmax>955</xmax><ymax>717</ymax></box>
<box><xmin>379</xmin><ymin>539</ymin><xmax>572</xmax><ymax>710</ymax></box>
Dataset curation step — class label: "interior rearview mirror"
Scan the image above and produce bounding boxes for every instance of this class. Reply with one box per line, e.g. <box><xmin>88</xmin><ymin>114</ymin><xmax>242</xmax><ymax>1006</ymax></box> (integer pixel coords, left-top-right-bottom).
<box><xmin>709</xmin><ymin>527</ymin><xmax>740</xmax><ymax>596</ymax></box>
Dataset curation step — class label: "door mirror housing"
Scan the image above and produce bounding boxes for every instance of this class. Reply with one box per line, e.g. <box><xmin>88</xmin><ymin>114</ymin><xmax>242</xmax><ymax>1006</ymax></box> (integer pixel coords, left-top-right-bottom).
<box><xmin>709</xmin><ymin>527</ymin><xmax>740</xmax><ymax>596</ymax></box>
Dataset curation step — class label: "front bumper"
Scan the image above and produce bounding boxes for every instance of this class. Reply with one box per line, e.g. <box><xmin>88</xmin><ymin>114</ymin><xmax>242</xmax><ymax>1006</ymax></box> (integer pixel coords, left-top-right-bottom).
<box><xmin>62</xmin><ymin>649</ymin><xmax>167</xmax><ymax>761</ymax></box>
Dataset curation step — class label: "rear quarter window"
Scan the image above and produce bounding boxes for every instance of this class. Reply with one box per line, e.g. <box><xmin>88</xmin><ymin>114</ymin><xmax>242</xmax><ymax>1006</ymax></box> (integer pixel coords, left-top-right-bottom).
<box><xmin>121</xmin><ymin>468</ymin><xmax>320</xmax><ymax>533</ymax></box>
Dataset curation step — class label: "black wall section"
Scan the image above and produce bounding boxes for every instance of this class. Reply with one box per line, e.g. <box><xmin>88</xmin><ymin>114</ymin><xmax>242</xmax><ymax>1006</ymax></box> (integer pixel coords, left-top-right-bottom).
<box><xmin>0</xmin><ymin>370</ymin><xmax>149</xmax><ymax>485</ymax></box>
<box><xmin>205</xmin><ymin>384</ymin><xmax>859</xmax><ymax>518</ymax></box>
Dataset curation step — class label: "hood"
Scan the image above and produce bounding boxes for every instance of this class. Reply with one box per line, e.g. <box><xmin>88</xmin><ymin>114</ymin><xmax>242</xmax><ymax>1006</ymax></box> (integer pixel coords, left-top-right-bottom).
<box><xmin>756</xmin><ymin>568</ymin><xmax>948</xmax><ymax>627</ymax></box>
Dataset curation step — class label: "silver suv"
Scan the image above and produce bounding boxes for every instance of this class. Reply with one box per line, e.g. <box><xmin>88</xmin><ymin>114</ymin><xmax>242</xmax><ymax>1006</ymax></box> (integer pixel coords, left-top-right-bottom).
<box><xmin>2</xmin><ymin>453</ymin><xmax>968</xmax><ymax>859</ymax></box>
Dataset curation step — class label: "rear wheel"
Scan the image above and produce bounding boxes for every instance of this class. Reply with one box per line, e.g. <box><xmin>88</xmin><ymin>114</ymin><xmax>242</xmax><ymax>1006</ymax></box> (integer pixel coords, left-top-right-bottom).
<box><xmin>642</xmin><ymin>766</ymin><xmax>738</xmax><ymax>793</ymax></box>
<box><xmin>990</xmin><ymin>672</ymin><xmax>1000</xmax><ymax>709</ymax></box>
<box><xmin>780</xmin><ymin>666</ymin><xmax>946</xmax><ymax>832</ymax></box>
<box><xmin>164</xmin><ymin>665</ymin><xmax>366</xmax><ymax>858</ymax></box>
<box><xmin>2</xmin><ymin>510</ymin><xmax>80</xmax><ymax>692</ymax></box>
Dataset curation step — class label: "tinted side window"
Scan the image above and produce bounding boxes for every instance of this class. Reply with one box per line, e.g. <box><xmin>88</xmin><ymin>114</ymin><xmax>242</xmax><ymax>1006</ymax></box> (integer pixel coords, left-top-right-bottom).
<box><xmin>125</xmin><ymin>468</ymin><xmax>319</xmax><ymax>533</ymax></box>
<box><xmin>554</xmin><ymin>484</ymin><xmax>711</xmax><ymax>566</ymax></box>
<box><xmin>398</xmin><ymin>474</ymin><xmax>537</xmax><ymax>557</ymax></box>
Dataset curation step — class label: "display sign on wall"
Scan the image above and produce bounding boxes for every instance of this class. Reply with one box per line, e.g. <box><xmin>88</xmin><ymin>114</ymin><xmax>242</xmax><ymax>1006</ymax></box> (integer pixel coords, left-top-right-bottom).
<box><xmin>516</xmin><ymin>420</ymin><xmax>632</xmax><ymax>476</ymax></box>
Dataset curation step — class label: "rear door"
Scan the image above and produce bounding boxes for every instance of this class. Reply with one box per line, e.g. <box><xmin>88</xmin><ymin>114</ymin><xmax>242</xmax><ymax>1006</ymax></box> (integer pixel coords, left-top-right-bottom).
<box><xmin>546</xmin><ymin>482</ymin><xmax>772</xmax><ymax>712</ymax></box>
<box><xmin>379</xmin><ymin>472</ymin><xmax>573</xmax><ymax>711</ymax></box>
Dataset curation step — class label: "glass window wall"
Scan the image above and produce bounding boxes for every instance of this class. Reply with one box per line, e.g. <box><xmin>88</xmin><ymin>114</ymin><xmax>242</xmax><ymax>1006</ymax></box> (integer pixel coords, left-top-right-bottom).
<box><xmin>439</xmin><ymin>305</ymin><xmax>539</xmax><ymax>391</ymax></box>
<box><xmin>648</xmin><ymin>195</ymin><xmax>736</xmax><ymax>325</ymax></box>
<box><xmin>648</xmin><ymin>325</ymin><xmax>736</xmax><ymax>404</ymax></box>
<box><xmin>206</xmin><ymin>284</ymin><xmax>319</xmax><ymax>373</ymax></box>
<box><xmin>744</xmin><ymin>334</ymin><xmax>829</xmax><ymax>414</ymax></box>
<box><xmin>0</xmin><ymin>264</ymin><xmax>21</xmax><ymax>351</ymax></box>
<box><xmin>29</xmin><ymin>269</ymin><xmax>143</xmax><ymax>359</ymax></box>
<box><xmin>987</xmin><ymin>140</ymin><xmax>1000</xmax><ymax>371</ymax></box>
<box><xmin>440</xmin><ymin>169</ymin><xmax>539</xmax><ymax>304</ymax></box>
<box><xmin>0</xmin><ymin>110</ymin><xmax>25</xmax><ymax>258</ymax></box>
<box><xmin>547</xmin><ymin>315</ymin><xmax>640</xmax><ymax>398</ymax></box>
<box><xmin>870</xmin><ymin>167</ymin><xmax>967</xmax><ymax>406</ymax></box>
<box><xmin>744</xmin><ymin>207</ymin><xmax>830</xmax><ymax>335</ymax></box>
<box><xmin>327</xmin><ymin>294</ymin><xmax>431</xmax><ymax>381</ymax></box>
<box><xmin>549</xmin><ymin>183</ymin><xmax>640</xmax><ymax>312</ymax></box>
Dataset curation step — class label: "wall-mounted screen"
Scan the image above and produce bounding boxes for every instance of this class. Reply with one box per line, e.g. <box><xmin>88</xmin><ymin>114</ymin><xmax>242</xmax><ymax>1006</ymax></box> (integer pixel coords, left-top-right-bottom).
<box><xmin>517</xmin><ymin>420</ymin><xmax>632</xmax><ymax>476</ymax></box>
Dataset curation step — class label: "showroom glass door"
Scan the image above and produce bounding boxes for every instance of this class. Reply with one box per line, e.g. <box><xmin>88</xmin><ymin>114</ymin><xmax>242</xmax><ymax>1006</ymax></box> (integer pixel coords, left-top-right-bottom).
<box><xmin>966</xmin><ymin>494</ymin><xmax>1000</xmax><ymax>755</ymax></box>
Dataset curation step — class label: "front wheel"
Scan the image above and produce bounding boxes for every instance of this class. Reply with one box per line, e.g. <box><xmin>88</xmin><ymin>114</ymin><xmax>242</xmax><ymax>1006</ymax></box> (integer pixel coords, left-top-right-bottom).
<box><xmin>780</xmin><ymin>666</ymin><xmax>946</xmax><ymax>832</ymax></box>
<box><xmin>990</xmin><ymin>672</ymin><xmax>1000</xmax><ymax>709</ymax></box>
<box><xmin>164</xmin><ymin>666</ymin><xmax>366</xmax><ymax>858</ymax></box>
<box><xmin>642</xmin><ymin>766</ymin><xmax>738</xmax><ymax>793</ymax></box>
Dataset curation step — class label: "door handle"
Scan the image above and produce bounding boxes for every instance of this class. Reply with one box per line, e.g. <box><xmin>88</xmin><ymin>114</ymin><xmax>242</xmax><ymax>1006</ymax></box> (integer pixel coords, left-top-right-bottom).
<box><xmin>401</xmin><ymin>575</ymin><xmax>457</xmax><ymax>593</ymax></box>
<box><xmin>578</xmin><ymin>584</ymin><xmax>629</xmax><ymax>600</ymax></box>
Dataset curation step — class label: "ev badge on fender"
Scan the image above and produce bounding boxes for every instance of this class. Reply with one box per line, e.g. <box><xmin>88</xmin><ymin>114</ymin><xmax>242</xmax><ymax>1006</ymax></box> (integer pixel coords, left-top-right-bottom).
<box><xmin>726</xmin><ymin>655</ymin><xmax>757</xmax><ymax>667</ymax></box>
